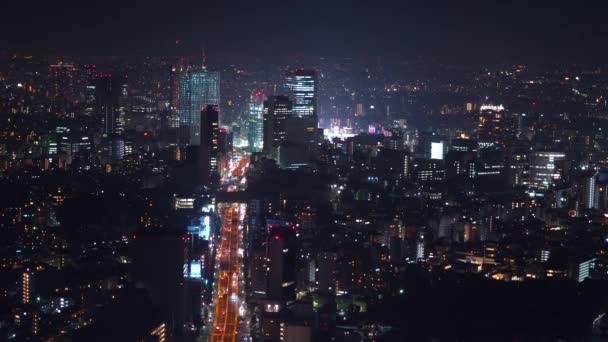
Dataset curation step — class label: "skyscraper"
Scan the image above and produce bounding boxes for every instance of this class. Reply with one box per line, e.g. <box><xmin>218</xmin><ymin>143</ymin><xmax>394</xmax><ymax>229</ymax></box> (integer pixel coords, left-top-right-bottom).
<box><xmin>267</xmin><ymin>225</ymin><xmax>297</xmax><ymax>303</ymax></box>
<box><xmin>22</xmin><ymin>269</ymin><xmax>33</xmax><ymax>305</ymax></box>
<box><xmin>285</xmin><ymin>69</ymin><xmax>317</xmax><ymax>117</ymax></box>
<box><xmin>178</xmin><ymin>69</ymin><xmax>220</xmax><ymax>145</ymax></box>
<box><xmin>96</xmin><ymin>75</ymin><xmax>128</xmax><ymax>136</ymax></box>
<box><xmin>199</xmin><ymin>105</ymin><xmax>220</xmax><ymax>188</ymax></box>
<box><xmin>263</xmin><ymin>95</ymin><xmax>293</xmax><ymax>158</ymax></box>
<box><xmin>581</xmin><ymin>173</ymin><xmax>599</xmax><ymax>210</ymax></box>
<box><xmin>477</xmin><ymin>104</ymin><xmax>507</xmax><ymax>148</ymax></box>
<box><xmin>248</xmin><ymin>90</ymin><xmax>265</xmax><ymax>153</ymax></box>
<box><xmin>277</xmin><ymin>115</ymin><xmax>319</xmax><ymax>169</ymax></box>
<box><xmin>529</xmin><ymin>151</ymin><xmax>567</xmax><ymax>188</ymax></box>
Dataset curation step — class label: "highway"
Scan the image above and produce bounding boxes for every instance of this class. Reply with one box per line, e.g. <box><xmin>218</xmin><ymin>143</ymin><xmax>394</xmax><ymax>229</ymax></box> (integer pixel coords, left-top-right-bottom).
<box><xmin>209</xmin><ymin>152</ymin><xmax>249</xmax><ymax>342</ymax></box>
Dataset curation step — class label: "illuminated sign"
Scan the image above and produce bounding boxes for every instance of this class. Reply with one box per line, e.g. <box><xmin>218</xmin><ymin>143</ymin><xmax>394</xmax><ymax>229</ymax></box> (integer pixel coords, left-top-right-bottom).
<box><xmin>174</xmin><ymin>197</ymin><xmax>195</xmax><ymax>210</ymax></box>
<box><xmin>431</xmin><ymin>142</ymin><xmax>444</xmax><ymax>160</ymax></box>
<box><xmin>184</xmin><ymin>261</ymin><xmax>202</xmax><ymax>279</ymax></box>
<box><xmin>479</xmin><ymin>104</ymin><xmax>505</xmax><ymax>111</ymax></box>
<box><xmin>199</xmin><ymin>216</ymin><xmax>210</xmax><ymax>240</ymax></box>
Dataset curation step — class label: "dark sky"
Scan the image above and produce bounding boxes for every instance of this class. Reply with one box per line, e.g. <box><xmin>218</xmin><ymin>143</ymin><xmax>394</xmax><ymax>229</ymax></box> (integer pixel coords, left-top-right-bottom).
<box><xmin>2</xmin><ymin>0</ymin><xmax>608</xmax><ymax>62</ymax></box>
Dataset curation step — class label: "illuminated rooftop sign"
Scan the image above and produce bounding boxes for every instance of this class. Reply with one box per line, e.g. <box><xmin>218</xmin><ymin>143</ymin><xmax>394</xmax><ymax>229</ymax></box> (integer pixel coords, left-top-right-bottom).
<box><xmin>479</xmin><ymin>104</ymin><xmax>505</xmax><ymax>111</ymax></box>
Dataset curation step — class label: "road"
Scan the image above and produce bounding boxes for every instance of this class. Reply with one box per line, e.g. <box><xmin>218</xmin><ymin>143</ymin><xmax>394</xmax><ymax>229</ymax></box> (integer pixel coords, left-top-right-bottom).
<box><xmin>209</xmin><ymin>152</ymin><xmax>249</xmax><ymax>342</ymax></box>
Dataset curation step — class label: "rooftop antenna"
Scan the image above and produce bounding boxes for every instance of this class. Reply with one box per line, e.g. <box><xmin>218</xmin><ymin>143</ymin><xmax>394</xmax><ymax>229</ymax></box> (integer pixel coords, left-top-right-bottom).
<box><xmin>201</xmin><ymin>41</ymin><xmax>207</xmax><ymax>69</ymax></box>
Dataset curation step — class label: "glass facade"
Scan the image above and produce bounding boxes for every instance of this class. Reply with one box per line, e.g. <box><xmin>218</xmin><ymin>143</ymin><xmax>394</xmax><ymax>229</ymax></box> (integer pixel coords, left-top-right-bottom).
<box><xmin>178</xmin><ymin>69</ymin><xmax>220</xmax><ymax>145</ymax></box>
<box><xmin>529</xmin><ymin>151</ymin><xmax>566</xmax><ymax>188</ymax></box>
<box><xmin>285</xmin><ymin>69</ymin><xmax>317</xmax><ymax>117</ymax></box>
<box><xmin>248</xmin><ymin>90</ymin><xmax>265</xmax><ymax>153</ymax></box>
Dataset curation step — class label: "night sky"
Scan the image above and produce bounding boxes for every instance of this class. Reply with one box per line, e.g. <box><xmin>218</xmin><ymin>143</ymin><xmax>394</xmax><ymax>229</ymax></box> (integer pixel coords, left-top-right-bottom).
<box><xmin>3</xmin><ymin>0</ymin><xmax>608</xmax><ymax>62</ymax></box>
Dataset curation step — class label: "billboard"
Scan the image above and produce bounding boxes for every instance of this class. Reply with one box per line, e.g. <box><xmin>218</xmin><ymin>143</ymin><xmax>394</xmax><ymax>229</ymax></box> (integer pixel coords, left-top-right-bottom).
<box><xmin>184</xmin><ymin>261</ymin><xmax>202</xmax><ymax>279</ymax></box>
<box><xmin>431</xmin><ymin>142</ymin><xmax>444</xmax><ymax>160</ymax></box>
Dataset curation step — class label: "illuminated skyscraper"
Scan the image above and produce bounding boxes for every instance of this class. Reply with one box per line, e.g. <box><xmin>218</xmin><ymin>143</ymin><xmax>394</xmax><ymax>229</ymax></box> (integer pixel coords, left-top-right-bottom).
<box><xmin>178</xmin><ymin>69</ymin><xmax>220</xmax><ymax>145</ymax></box>
<box><xmin>285</xmin><ymin>69</ymin><xmax>317</xmax><ymax>117</ymax></box>
<box><xmin>529</xmin><ymin>151</ymin><xmax>566</xmax><ymax>188</ymax></box>
<box><xmin>21</xmin><ymin>269</ymin><xmax>33</xmax><ymax>305</ymax></box>
<box><xmin>96</xmin><ymin>74</ymin><xmax>128</xmax><ymax>136</ymax></box>
<box><xmin>248</xmin><ymin>90</ymin><xmax>265</xmax><ymax>153</ymax></box>
<box><xmin>49</xmin><ymin>62</ymin><xmax>76</xmax><ymax>115</ymax></box>
<box><xmin>581</xmin><ymin>173</ymin><xmax>599</xmax><ymax>210</ymax></box>
<box><xmin>263</xmin><ymin>95</ymin><xmax>293</xmax><ymax>158</ymax></box>
<box><xmin>199</xmin><ymin>105</ymin><xmax>220</xmax><ymax>188</ymax></box>
<box><xmin>477</xmin><ymin>104</ymin><xmax>506</xmax><ymax>148</ymax></box>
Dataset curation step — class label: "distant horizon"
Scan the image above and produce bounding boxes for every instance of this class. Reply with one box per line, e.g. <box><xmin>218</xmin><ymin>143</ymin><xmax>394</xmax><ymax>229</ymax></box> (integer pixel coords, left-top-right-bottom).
<box><xmin>3</xmin><ymin>0</ymin><xmax>608</xmax><ymax>64</ymax></box>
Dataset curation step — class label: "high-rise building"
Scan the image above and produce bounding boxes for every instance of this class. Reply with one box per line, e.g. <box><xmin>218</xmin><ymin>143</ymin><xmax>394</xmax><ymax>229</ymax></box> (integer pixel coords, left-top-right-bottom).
<box><xmin>581</xmin><ymin>173</ymin><xmax>599</xmax><ymax>210</ymax></box>
<box><xmin>263</xmin><ymin>95</ymin><xmax>293</xmax><ymax>158</ymax></box>
<box><xmin>199</xmin><ymin>105</ymin><xmax>220</xmax><ymax>188</ymax></box>
<box><xmin>21</xmin><ymin>269</ymin><xmax>33</xmax><ymax>305</ymax></box>
<box><xmin>169</xmin><ymin>56</ymin><xmax>191</xmax><ymax>130</ymax></box>
<box><xmin>95</xmin><ymin>74</ymin><xmax>128</xmax><ymax>136</ymax></box>
<box><xmin>277</xmin><ymin>115</ymin><xmax>318</xmax><ymax>169</ymax></box>
<box><xmin>248</xmin><ymin>90</ymin><xmax>265</xmax><ymax>153</ymax></box>
<box><xmin>83</xmin><ymin>84</ymin><xmax>96</xmax><ymax>117</ymax></box>
<box><xmin>529</xmin><ymin>151</ymin><xmax>566</xmax><ymax>188</ymax></box>
<box><xmin>477</xmin><ymin>104</ymin><xmax>506</xmax><ymax>147</ymax></box>
<box><xmin>285</xmin><ymin>69</ymin><xmax>317</xmax><ymax>117</ymax></box>
<box><xmin>267</xmin><ymin>225</ymin><xmax>297</xmax><ymax>303</ymax></box>
<box><xmin>49</xmin><ymin>62</ymin><xmax>77</xmax><ymax>115</ymax></box>
<box><xmin>416</xmin><ymin>233</ymin><xmax>425</xmax><ymax>261</ymax></box>
<box><xmin>178</xmin><ymin>69</ymin><xmax>220</xmax><ymax>145</ymax></box>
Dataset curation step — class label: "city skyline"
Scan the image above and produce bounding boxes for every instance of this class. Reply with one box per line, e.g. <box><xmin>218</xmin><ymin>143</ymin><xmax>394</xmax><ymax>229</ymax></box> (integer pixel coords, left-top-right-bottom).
<box><xmin>3</xmin><ymin>2</ymin><xmax>608</xmax><ymax>341</ymax></box>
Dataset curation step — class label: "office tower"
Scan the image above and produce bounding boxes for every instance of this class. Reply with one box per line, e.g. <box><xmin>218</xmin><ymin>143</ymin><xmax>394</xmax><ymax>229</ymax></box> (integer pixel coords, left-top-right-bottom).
<box><xmin>529</xmin><ymin>151</ymin><xmax>566</xmax><ymax>188</ymax></box>
<box><xmin>49</xmin><ymin>62</ymin><xmax>76</xmax><ymax>115</ymax></box>
<box><xmin>477</xmin><ymin>104</ymin><xmax>506</xmax><ymax>147</ymax></box>
<box><xmin>58</xmin><ymin>131</ymin><xmax>93</xmax><ymax>164</ymax></box>
<box><xmin>450</xmin><ymin>138</ymin><xmax>478</xmax><ymax>153</ymax></box>
<box><xmin>132</xmin><ymin>233</ymin><xmax>187</xmax><ymax>332</ymax></box>
<box><xmin>198</xmin><ymin>105</ymin><xmax>220</xmax><ymax>188</ymax></box>
<box><xmin>285</xmin><ymin>69</ymin><xmax>317</xmax><ymax>117</ymax></box>
<box><xmin>267</xmin><ymin>225</ymin><xmax>297</xmax><ymax>303</ymax></box>
<box><xmin>248</xmin><ymin>90</ymin><xmax>265</xmax><ymax>153</ymax></box>
<box><xmin>414</xmin><ymin>131</ymin><xmax>435</xmax><ymax>158</ymax></box>
<box><xmin>218</xmin><ymin>128</ymin><xmax>233</xmax><ymax>156</ymax></box>
<box><xmin>111</xmin><ymin>137</ymin><xmax>125</xmax><ymax>161</ymax></box>
<box><xmin>416</xmin><ymin>233</ymin><xmax>425</xmax><ymax>261</ymax></box>
<box><xmin>250</xmin><ymin>247</ymin><xmax>268</xmax><ymax>300</ymax></box>
<box><xmin>573</xmin><ymin>257</ymin><xmax>595</xmax><ymax>283</ymax></box>
<box><xmin>581</xmin><ymin>173</ymin><xmax>599</xmax><ymax>210</ymax></box>
<box><xmin>507</xmin><ymin>148</ymin><xmax>529</xmax><ymax>186</ymax></box>
<box><xmin>263</xmin><ymin>95</ymin><xmax>293</xmax><ymax>158</ymax></box>
<box><xmin>83</xmin><ymin>83</ymin><xmax>96</xmax><ymax>117</ymax></box>
<box><xmin>315</xmin><ymin>252</ymin><xmax>337</xmax><ymax>295</ymax></box>
<box><xmin>177</xmin><ymin>69</ymin><xmax>220</xmax><ymax>145</ymax></box>
<box><xmin>169</xmin><ymin>56</ymin><xmax>190</xmax><ymax>130</ymax></box>
<box><xmin>384</xmin><ymin>129</ymin><xmax>404</xmax><ymax>150</ymax></box>
<box><xmin>96</xmin><ymin>74</ymin><xmax>128</xmax><ymax>136</ymax></box>
<box><xmin>277</xmin><ymin>115</ymin><xmax>318</xmax><ymax>169</ymax></box>
<box><xmin>476</xmin><ymin>150</ymin><xmax>507</xmax><ymax>191</ymax></box>
<box><xmin>377</xmin><ymin>149</ymin><xmax>409</xmax><ymax>180</ymax></box>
